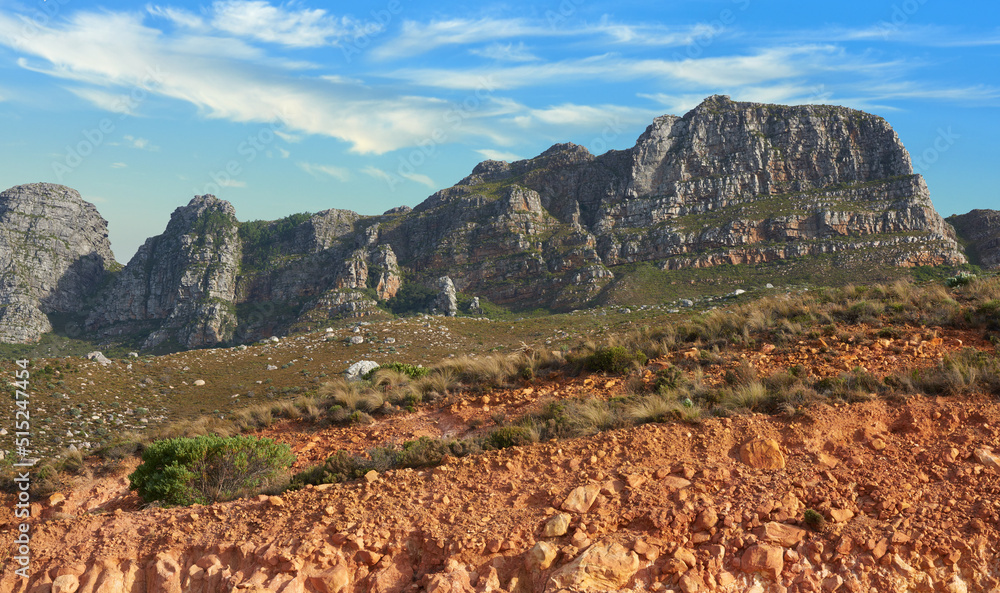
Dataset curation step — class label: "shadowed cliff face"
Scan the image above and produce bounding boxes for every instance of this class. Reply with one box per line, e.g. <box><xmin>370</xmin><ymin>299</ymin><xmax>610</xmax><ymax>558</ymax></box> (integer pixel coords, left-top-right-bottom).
<box><xmin>948</xmin><ymin>209</ymin><xmax>1000</xmax><ymax>269</ymax></box>
<box><xmin>0</xmin><ymin>183</ymin><xmax>114</xmax><ymax>343</ymax></box>
<box><xmin>0</xmin><ymin>97</ymin><xmax>974</xmax><ymax>347</ymax></box>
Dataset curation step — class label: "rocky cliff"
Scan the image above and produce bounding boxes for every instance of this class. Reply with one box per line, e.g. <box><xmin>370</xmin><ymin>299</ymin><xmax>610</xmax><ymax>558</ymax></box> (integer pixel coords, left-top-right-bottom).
<box><xmin>948</xmin><ymin>209</ymin><xmax>1000</xmax><ymax>269</ymax></box>
<box><xmin>0</xmin><ymin>96</ymin><xmax>976</xmax><ymax>348</ymax></box>
<box><xmin>0</xmin><ymin>183</ymin><xmax>114</xmax><ymax>342</ymax></box>
<box><xmin>378</xmin><ymin>96</ymin><xmax>964</xmax><ymax>309</ymax></box>
<box><xmin>85</xmin><ymin>196</ymin><xmax>242</xmax><ymax>350</ymax></box>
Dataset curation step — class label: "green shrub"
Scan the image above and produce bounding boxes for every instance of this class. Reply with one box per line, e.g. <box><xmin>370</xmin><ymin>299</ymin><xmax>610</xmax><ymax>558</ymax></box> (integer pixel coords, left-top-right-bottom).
<box><xmin>128</xmin><ymin>435</ymin><xmax>294</xmax><ymax>506</ymax></box>
<box><xmin>803</xmin><ymin>508</ymin><xmax>826</xmax><ymax>530</ymax></box>
<box><xmin>585</xmin><ymin>346</ymin><xmax>647</xmax><ymax>374</ymax></box>
<box><xmin>485</xmin><ymin>425</ymin><xmax>537</xmax><ymax>449</ymax></box>
<box><xmin>386</xmin><ymin>282</ymin><xmax>438</xmax><ymax>314</ymax></box>
<box><xmin>366</xmin><ymin>362</ymin><xmax>429</xmax><ymax>380</ymax></box>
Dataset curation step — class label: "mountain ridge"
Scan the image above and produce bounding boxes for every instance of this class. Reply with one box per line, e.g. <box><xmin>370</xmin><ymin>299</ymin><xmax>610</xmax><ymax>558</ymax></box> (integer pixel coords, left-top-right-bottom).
<box><xmin>0</xmin><ymin>96</ymin><xmax>985</xmax><ymax>348</ymax></box>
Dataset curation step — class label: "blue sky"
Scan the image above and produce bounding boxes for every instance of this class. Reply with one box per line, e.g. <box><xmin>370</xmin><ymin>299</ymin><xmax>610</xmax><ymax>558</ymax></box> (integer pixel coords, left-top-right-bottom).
<box><xmin>0</xmin><ymin>0</ymin><xmax>997</xmax><ymax>261</ymax></box>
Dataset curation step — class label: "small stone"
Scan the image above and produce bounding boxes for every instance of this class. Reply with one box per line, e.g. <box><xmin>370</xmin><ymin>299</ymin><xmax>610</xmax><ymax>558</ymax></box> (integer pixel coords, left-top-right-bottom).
<box><xmin>525</xmin><ymin>541</ymin><xmax>558</xmax><ymax>571</ymax></box>
<box><xmin>193</xmin><ymin>379</ymin><xmax>205</xmax><ymax>386</ymax></box>
<box><xmin>741</xmin><ymin>544</ymin><xmax>783</xmax><ymax>581</ymax></box>
<box><xmin>562</xmin><ymin>484</ymin><xmax>600</xmax><ymax>514</ymax></box>
<box><xmin>544</xmin><ymin>513</ymin><xmax>571</xmax><ymax>537</ymax></box>
<box><xmin>693</xmin><ymin>508</ymin><xmax>718</xmax><ymax>531</ymax></box>
<box><xmin>662</xmin><ymin>476</ymin><xmax>692</xmax><ymax>489</ymax></box>
<box><xmin>822</xmin><ymin>574</ymin><xmax>844</xmax><ymax>591</ymax></box>
<box><xmin>267</xmin><ymin>496</ymin><xmax>284</xmax><ymax>507</ymax></box>
<box><xmin>829</xmin><ymin>508</ymin><xmax>854</xmax><ymax>523</ymax></box>
<box><xmin>364</xmin><ymin>470</ymin><xmax>379</xmax><ymax>483</ymax></box>
<box><xmin>52</xmin><ymin>575</ymin><xmax>80</xmax><ymax>593</ymax></box>
<box><xmin>759</xmin><ymin>522</ymin><xmax>807</xmax><ymax>547</ymax></box>
<box><xmin>740</xmin><ymin>439</ymin><xmax>785</xmax><ymax>470</ymax></box>
<box><xmin>974</xmin><ymin>448</ymin><xmax>1000</xmax><ymax>472</ymax></box>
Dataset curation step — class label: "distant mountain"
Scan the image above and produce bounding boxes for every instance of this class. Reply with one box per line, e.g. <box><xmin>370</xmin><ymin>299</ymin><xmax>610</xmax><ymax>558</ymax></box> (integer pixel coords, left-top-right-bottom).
<box><xmin>0</xmin><ymin>96</ymin><xmax>980</xmax><ymax>347</ymax></box>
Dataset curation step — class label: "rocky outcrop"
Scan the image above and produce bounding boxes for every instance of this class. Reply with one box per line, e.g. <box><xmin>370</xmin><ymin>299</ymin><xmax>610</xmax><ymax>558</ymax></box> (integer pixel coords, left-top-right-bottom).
<box><xmin>0</xmin><ymin>183</ymin><xmax>114</xmax><ymax>342</ymax></box>
<box><xmin>435</xmin><ymin>276</ymin><xmax>457</xmax><ymax>316</ymax></box>
<box><xmin>85</xmin><ymin>196</ymin><xmax>241</xmax><ymax>349</ymax></box>
<box><xmin>948</xmin><ymin>209</ymin><xmax>1000</xmax><ymax>269</ymax></box>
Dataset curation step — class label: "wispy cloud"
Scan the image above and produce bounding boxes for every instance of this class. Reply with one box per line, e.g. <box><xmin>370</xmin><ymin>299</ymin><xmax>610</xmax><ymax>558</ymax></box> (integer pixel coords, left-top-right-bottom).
<box><xmin>476</xmin><ymin>148</ymin><xmax>522</xmax><ymax>161</ymax></box>
<box><xmin>208</xmin><ymin>1</ymin><xmax>380</xmax><ymax>48</ymax></box>
<box><xmin>361</xmin><ymin>165</ymin><xmax>393</xmax><ymax>183</ymax></box>
<box><xmin>390</xmin><ymin>46</ymin><xmax>836</xmax><ymax>91</ymax></box>
<box><xmin>123</xmin><ymin>134</ymin><xmax>159</xmax><ymax>151</ymax></box>
<box><xmin>217</xmin><ymin>178</ymin><xmax>246</xmax><ymax>188</ymax></box>
<box><xmin>470</xmin><ymin>42</ymin><xmax>539</xmax><ymax>62</ymax></box>
<box><xmin>0</xmin><ymin>10</ymin><xmax>503</xmax><ymax>153</ymax></box>
<box><xmin>110</xmin><ymin>162</ymin><xmax>127</xmax><ymax>169</ymax></box>
<box><xmin>373</xmin><ymin>18</ymin><xmax>721</xmax><ymax>59</ymax></box>
<box><xmin>298</xmin><ymin>162</ymin><xmax>350</xmax><ymax>181</ymax></box>
<box><xmin>400</xmin><ymin>171</ymin><xmax>435</xmax><ymax>188</ymax></box>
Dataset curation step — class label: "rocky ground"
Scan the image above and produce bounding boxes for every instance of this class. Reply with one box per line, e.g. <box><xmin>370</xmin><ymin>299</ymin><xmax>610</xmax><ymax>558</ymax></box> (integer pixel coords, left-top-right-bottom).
<box><xmin>3</xmin><ymin>333</ymin><xmax>1000</xmax><ymax>592</ymax></box>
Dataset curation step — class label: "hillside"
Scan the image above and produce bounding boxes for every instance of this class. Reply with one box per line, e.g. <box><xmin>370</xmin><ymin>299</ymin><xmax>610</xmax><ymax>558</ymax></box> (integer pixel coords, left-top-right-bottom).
<box><xmin>1</xmin><ymin>274</ymin><xmax>1000</xmax><ymax>592</ymax></box>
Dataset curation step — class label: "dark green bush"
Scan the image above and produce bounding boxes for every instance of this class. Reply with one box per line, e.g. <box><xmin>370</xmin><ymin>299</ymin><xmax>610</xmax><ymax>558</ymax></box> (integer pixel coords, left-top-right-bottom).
<box><xmin>485</xmin><ymin>425</ymin><xmax>537</xmax><ymax>449</ymax></box>
<box><xmin>128</xmin><ymin>435</ymin><xmax>294</xmax><ymax>506</ymax></box>
<box><xmin>585</xmin><ymin>346</ymin><xmax>647</xmax><ymax>374</ymax></box>
<box><xmin>386</xmin><ymin>283</ymin><xmax>438</xmax><ymax>315</ymax></box>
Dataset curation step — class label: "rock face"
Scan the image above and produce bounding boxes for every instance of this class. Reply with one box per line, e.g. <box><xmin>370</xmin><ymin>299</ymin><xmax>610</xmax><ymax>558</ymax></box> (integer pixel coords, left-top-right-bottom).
<box><xmin>0</xmin><ymin>183</ymin><xmax>114</xmax><ymax>342</ymax></box>
<box><xmin>375</xmin><ymin>95</ymin><xmax>964</xmax><ymax>310</ymax></box>
<box><xmin>86</xmin><ymin>196</ymin><xmax>241</xmax><ymax>349</ymax></box>
<box><xmin>948</xmin><ymin>209</ymin><xmax>1000</xmax><ymax>269</ymax></box>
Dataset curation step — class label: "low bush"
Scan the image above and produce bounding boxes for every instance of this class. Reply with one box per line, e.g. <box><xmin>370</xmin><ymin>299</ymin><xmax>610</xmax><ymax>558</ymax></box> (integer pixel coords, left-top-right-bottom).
<box><xmin>128</xmin><ymin>435</ymin><xmax>294</xmax><ymax>506</ymax></box>
<box><xmin>585</xmin><ymin>346</ymin><xmax>647</xmax><ymax>374</ymax></box>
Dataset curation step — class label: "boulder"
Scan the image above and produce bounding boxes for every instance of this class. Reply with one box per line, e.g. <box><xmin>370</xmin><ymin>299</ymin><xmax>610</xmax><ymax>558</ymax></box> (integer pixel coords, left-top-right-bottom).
<box><xmin>741</xmin><ymin>544</ymin><xmax>783</xmax><ymax>581</ymax></box>
<box><xmin>561</xmin><ymin>484</ymin><xmax>600</xmax><ymax>513</ymax></box>
<box><xmin>544</xmin><ymin>513</ymin><xmax>572</xmax><ymax>537</ymax></box>
<box><xmin>547</xmin><ymin>541</ymin><xmax>640</xmax><ymax>591</ymax></box>
<box><xmin>740</xmin><ymin>439</ymin><xmax>786</xmax><ymax>470</ymax></box>
<box><xmin>346</xmin><ymin>360</ymin><xmax>380</xmax><ymax>381</ymax></box>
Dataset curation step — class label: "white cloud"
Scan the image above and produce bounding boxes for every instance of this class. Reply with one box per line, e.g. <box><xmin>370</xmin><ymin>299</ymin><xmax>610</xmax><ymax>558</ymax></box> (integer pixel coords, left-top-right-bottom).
<box><xmin>209</xmin><ymin>1</ymin><xmax>380</xmax><ymax>48</ymax></box>
<box><xmin>123</xmin><ymin>135</ymin><xmax>159</xmax><ymax>151</ymax></box>
<box><xmin>374</xmin><ymin>18</ymin><xmax>722</xmax><ymax>59</ymax></box>
<box><xmin>111</xmin><ymin>162</ymin><xmax>128</xmax><ymax>168</ymax></box>
<box><xmin>361</xmin><ymin>166</ymin><xmax>394</xmax><ymax>183</ymax></box>
<box><xmin>0</xmin><ymin>10</ymin><xmax>505</xmax><ymax>153</ymax></box>
<box><xmin>278</xmin><ymin>147</ymin><xmax>290</xmax><ymax>158</ymax></box>
<box><xmin>476</xmin><ymin>149</ymin><xmax>522</xmax><ymax>162</ymax></box>
<box><xmin>470</xmin><ymin>42</ymin><xmax>539</xmax><ymax>62</ymax></box>
<box><xmin>298</xmin><ymin>162</ymin><xmax>350</xmax><ymax>181</ymax></box>
<box><xmin>146</xmin><ymin>5</ymin><xmax>206</xmax><ymax>30</ymax></box>
<box><xmin>389</xmin><ymin>47</ymin><xmax>826</xmax><ymax>91</ymax></box>
<box><xmin>217</xmin><ymin>178</ymin><xmax>246</xmax><ymax>188</ymax></box>
<box><xmin>400</xmin><ymin>171</ymin><xmax>435</xmax><ymax>188</ymax></box>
